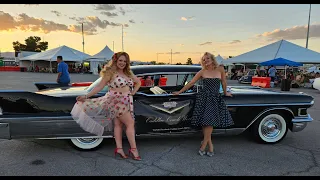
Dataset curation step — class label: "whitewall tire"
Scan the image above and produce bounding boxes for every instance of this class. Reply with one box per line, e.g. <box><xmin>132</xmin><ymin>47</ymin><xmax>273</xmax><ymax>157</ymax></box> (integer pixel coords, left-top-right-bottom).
<box><xmin>252</xmin><ymin>113</ymin><xmax>288</xmax><ymax>144</ymax></box>
<box><xmin>70</xmin><ymin>137</ymin><xmax>104</xmax><ymax>151</ymax></box>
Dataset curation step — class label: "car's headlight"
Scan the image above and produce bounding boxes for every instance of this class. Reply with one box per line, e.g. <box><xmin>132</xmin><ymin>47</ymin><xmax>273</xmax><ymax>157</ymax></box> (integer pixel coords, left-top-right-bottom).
<box><xmin>244</xmin><ymin>76</ymin><xmax>248</xmax><ymax>79</ymax></box>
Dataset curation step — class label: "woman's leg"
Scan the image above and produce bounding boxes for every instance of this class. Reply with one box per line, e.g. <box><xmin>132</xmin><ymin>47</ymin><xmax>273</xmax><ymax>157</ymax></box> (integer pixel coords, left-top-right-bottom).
<box><xmin>118</xmin><ymin>112</ymin><xmax>140</xmax><ymax>158</ymax></box>
<box><xmin>114</xmin><ymin>117</ymin><xmax>126</xmax><ymax>156</ymax></box>
<box><xmin>200</xmin><ymin>126</ymin><xmax>214</xmax><ymax>151</ymax></box>
<box><xmin>206</xmin><ymin>127</ymin><xmax>214</xmax><ymax>153</ymax></box>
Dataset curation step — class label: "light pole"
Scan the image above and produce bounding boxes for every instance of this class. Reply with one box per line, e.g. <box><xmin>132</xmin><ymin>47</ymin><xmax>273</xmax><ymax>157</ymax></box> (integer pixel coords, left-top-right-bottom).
<box><xmin>170</xmin><ymin>49</ymin><xmax>172</xmax><ymax>64</ymax></box>
<box><xmin>156</xmin><ymin>53</ymin><xmax>159</xmax><ymax>63</ymax></box>
<box><xmin>82</xmin><ymin>23</ymin><xmax>85</xmax><ymax>53</ymax></box>
<box><xmin>121</xmin><ymin>24</ymin><xmax>124</xmax><ymax>51</ymax></box>
<box><xmin>306</xmin><ymin>4</ymin><xmax>311</xmax><ymax>49</ymax></box>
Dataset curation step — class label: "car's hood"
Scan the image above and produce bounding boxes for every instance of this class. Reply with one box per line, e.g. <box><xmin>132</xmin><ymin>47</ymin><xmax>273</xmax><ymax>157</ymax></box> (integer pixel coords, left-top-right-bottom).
<box><xmin>36</xmin><ymin>86</ymin><xmax>88</xmax><ymax>97</ymax></box>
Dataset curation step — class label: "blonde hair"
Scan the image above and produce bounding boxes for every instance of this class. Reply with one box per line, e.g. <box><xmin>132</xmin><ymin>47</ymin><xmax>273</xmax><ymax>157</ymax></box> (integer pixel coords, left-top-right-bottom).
<box><xmin>100</xmin><ymin>52</ymin><xmax>134</xmax><ymax>78</ymax></box>
<box><xmin>200</xmin><ymin>52</ymin><xmax>219</xmax><ymax>69</ymax></box>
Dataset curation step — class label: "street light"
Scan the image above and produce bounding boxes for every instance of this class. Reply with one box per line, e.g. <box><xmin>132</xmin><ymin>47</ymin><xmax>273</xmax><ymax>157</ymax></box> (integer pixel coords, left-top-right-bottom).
<box><xmin>306</xmin><ymin>4</ymin><xmax>311</xmax><ymax>49</ymax></box>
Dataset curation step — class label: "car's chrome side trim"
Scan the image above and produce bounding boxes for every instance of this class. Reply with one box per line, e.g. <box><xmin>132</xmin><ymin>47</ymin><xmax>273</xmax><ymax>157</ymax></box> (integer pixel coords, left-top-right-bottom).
<box><xmin>227</xmin><ymin>102</ymin><xmax>314</xmax><ymax>107</ymax></box>
<box><xmin>225</xmin><ymin>128</ymin><xmax>245</xmax><ymax>135</ymax></box>
<box><xmin>37</xmin><ymin>135</ymin><xmax>114</xmax><ymax>140</ymax></box>
<box><xmin>245</xmin><ymin>107</ymin><xmax>294</xmax><ymax>130</ymax></box>
<box><xmin>135</xmin><ymin>92</ymin><xmax>195</xmax><ymax>97</ymax></box>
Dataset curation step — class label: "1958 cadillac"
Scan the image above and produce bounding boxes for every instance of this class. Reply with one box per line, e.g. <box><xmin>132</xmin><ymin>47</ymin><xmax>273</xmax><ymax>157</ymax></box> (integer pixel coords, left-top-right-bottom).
<box><xmin>0</xmin><ymin>65</ymin><xmax>314</xmax><ymax>150</ymax></box>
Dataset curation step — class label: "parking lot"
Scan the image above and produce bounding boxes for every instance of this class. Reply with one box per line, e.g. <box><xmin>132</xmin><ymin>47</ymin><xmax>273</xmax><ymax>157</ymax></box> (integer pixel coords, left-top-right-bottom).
<box><xmin>0</xmin><ymin>71</ymin><xmax>320</xmax><ymax>176</ymax></box>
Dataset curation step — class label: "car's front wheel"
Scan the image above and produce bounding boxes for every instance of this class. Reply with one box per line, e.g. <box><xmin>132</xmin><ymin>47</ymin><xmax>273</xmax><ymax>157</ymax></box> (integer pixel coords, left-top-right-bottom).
<box><xmin>69</xmin><ymin>137</ymin><xmax>104</xmax><ymax>151</ymax></box>
<box><xmin>252</xmin><ymin>112</ymin><xmax>288</xmax><ymax>144</ymax></box>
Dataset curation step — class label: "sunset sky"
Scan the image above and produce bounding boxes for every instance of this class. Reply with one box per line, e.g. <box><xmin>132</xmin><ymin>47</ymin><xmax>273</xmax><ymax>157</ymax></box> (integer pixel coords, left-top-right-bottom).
<box><xmin>0</xmin><ymin>4</ymin><xmax>320</xmax><ymax>64</ymax></box>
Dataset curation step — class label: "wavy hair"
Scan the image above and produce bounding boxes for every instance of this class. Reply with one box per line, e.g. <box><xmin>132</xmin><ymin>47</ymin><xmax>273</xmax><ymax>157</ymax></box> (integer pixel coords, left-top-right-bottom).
<box><xmin>200</xmin><ymin>52</ymin><xmax>218</xmax><ymax>69</ymax></box>
<box><xmin>100</xmin><ymin>52</ymin><xmax>133</xmax><ymax>78</ymax></box>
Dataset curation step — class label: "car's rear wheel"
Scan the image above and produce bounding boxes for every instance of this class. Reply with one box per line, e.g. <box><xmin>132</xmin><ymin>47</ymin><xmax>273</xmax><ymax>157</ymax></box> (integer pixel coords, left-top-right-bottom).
<box><xmin>69</xmin><ymin>137</ymin><xmax>104</xmax><ymax>151</ymax></box>
<box><xmin>252</xmin><ymin>112</ymin><xmax>288</xmax><ymax>144</ymax></box>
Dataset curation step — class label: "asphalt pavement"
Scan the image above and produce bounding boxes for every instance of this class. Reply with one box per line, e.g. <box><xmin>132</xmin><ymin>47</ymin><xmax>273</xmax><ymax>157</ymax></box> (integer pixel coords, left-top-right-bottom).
<box><xmin>0</xmin><ymin>72</ymin><xmax>319</xmax><ymax>176</ymax></box>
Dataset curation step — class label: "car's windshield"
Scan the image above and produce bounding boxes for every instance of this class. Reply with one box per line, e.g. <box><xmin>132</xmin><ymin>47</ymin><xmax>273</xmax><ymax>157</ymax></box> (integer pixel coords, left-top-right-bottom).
<box><xmin>86</xmin><ymin>77</ymin><xmax>109</xmax><ymax>93</ymax></box>
<box><xmin>86</xmin><ymin>73</ymin><xmax>199</xmax><ymax>94</ymax></box>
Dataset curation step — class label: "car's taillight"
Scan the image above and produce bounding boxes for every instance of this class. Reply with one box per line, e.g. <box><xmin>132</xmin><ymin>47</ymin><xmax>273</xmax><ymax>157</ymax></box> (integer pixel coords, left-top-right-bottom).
<box><xmin>0</xmin><ymin>107</ymin><xmax>2</xmax><ymax>115</ymax></box>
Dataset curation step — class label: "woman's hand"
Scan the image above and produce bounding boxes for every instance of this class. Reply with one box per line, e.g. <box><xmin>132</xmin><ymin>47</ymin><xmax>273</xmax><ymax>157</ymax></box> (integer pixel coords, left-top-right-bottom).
<box><xmin>76</xmin><ymin>95</ymin><xmax>87</xmax><ymax>102</ymax></box>
<box><xmin>224</xmin><ymin>92</ymin><xmax>232</xmax><ymax>97</ymax></box>
<box><xmin>172</xmin><ymin>91</ymin><xmax>180</xmax><ymax>96</ymax></box>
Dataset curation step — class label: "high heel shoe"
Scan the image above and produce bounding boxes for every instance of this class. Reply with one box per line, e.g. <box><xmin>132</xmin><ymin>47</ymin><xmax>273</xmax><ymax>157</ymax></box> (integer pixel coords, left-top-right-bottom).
<box><xmin>206</xmin><ymin>151</ymin><xmax>214</xmax><ymax>157</ymax></box>
<box><xmin>114</xmin><ymin>148</ymin><xmax>128</xmax><ymax>159</ymax></box>
<box><xmin>198</xmin><ymin>148</ymin><xmax>206</xmax><ymax>156</ymax></box>
<box><xmin>128</xmin><ymin>148</ymin><xmax>142</xmax><ymax>161</ymax></box>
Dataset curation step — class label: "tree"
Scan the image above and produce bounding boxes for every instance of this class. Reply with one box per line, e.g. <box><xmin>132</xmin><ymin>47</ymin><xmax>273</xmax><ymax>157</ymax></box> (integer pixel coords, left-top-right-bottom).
<box><xmin>157</xmin><ymin>62</ymin><xmax>166</xmax><ymax>65</ymax></box>
<box><xmin>228</xmin><ymin>56</ymin><xmax>233</xmax><ymax>59</ymax></box>
<box><xmin>176</xmin><ymin>62</ymin><xmax>182</xmax><ymax>65</ymax></box>
<box><xmin>150</xmin><ymin>61</ymin><xmax>157</xmax><ymax>65</ymax></box>
<box><xmin>186</xmin><ymin>58</ymin><xmax>193</xmax><ymax>65</ymax></box>
<box><xmin>12</xmin><ymin>36</ymin><xmax>48</xmax><ymax>53</ymax></box>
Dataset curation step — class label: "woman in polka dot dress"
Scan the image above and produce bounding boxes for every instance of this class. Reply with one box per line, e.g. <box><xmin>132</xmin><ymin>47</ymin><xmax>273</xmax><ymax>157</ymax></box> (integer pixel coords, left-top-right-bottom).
<box><xmin>71</xmin><ymin>52</ymin><xmax>142</xmax><ymax>161</ymax></box>
<box><xmin>173</xmin><ymin>52</ymin><xmax>234</xmax><ymax>157</ymax></box>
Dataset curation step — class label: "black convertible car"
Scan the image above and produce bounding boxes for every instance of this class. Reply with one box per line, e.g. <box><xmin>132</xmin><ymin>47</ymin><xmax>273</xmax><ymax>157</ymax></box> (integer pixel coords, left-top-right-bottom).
<box><xmin>0</xmin><ymin>65</ymin><xmax>314</xmax><ymax>150</ymax></box>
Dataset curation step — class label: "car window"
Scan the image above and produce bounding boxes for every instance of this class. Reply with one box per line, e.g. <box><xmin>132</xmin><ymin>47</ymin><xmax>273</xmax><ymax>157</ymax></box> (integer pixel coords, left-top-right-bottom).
<box><xmin>164</xmin><ymin>75</ymin><xmax>178</xmax><ymax>86</ymax></box>
<box><xmin>139</xmin><ymin>74</ymin><xmax>179</xmax><ymax>87</ymax></box>
<box><xmin>177</xmin><ymin>74</ymin><xmax>186</xmax><ymax>86</ymax></box>
<box><xmin>184</xmin><ymin>74</ymin><xmax>196</xmax><ymax>85</ymax></box>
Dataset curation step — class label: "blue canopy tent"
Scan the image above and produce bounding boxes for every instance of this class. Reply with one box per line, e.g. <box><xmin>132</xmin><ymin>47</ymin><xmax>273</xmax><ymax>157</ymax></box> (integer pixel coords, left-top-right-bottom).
<box><xmin>259</xmin><ymin>57</ymin><xmax>303</xmax><ymax>79</ymax></box>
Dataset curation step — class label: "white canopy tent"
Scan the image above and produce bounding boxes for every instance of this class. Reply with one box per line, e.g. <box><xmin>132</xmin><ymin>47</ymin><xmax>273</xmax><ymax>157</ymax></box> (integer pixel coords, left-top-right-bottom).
<box><xmin>225</xmin><ymin>39</ymin><xmax>320</xmax><ymax>64</ymax></box>
<box><xmin>216</xmin><ymin>54</ymin><xmax>224</xmax><ymax>65</ymax></box>
<box><xmin>85</xmin><ymin>45</ymin><xmax>114</xmax><ymax>75</ymax></box>
<box><xmin>20</xmin><ymin>45</ymin><xmax>90</xmax><ymax>72</ymax></box>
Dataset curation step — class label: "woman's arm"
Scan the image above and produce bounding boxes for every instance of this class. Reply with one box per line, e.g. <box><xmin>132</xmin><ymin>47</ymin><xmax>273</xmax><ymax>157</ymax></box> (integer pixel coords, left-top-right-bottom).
<box><xmin>219</xmin><ymin>66</ymin><xmax>232</xmax><ymax>96</ymax></box>
<box><xmin>131</xmin><ymin>75</ymin><xmax>141</xmax><ymax>95</ymax></box>
<box><xmin>174</xmin><ymin>70</ymin><xmax>203</xmax><ymax>95</ymax></box>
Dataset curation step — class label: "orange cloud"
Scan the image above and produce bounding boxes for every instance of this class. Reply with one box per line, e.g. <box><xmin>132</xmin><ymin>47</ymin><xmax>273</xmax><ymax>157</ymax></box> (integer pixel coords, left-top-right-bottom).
<box><xmin>0</xmin><ymin>11</ymin><xmax>129</xmax><ymax>35</ymax></box>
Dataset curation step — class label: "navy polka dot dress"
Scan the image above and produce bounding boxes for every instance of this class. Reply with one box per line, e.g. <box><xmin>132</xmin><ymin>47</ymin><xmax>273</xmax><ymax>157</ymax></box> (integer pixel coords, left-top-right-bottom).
<box><xmin>191</xmin><ymin>78</ymin><xmax>234</xmax><ymax>128</ymax></box>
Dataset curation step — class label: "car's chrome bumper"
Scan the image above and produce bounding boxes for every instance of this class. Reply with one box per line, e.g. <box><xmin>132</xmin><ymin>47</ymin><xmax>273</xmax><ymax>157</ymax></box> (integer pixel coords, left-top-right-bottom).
<box><xmin>291</xmin><ymin>114</ymin><xmax>313</xmax><ymax>132</ymax></box>
<box><xmin>0</xmin><ymin>123</ymin><xmax>10</xmax><ymax>139</ymax></box>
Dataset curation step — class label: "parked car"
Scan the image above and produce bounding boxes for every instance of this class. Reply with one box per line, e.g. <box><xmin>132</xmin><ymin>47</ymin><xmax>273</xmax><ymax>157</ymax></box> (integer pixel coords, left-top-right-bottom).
<box><xmin>0</xmin><ymin>65</ymin><xmax>314</xmax><ymax>150</ymax></box>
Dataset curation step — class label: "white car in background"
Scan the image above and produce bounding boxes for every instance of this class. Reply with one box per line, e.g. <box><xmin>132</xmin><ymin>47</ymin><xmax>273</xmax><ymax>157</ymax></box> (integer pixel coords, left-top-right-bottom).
<box><xmin>313</xmin><ymin>78</ymin><xmax>320</xmax><ymax>90</ymax></box>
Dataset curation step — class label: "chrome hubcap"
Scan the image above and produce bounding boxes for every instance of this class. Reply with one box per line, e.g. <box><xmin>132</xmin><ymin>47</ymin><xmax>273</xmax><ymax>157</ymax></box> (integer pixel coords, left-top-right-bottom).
<box><xmin>76</xmin><ymin>138</ymin><xmax>99</xmax><ymax>145</ymax></box>
<box><xmin>261</xmin><ymin>118</ymin><xmax>282</xmax><ymax>139</ymax></box>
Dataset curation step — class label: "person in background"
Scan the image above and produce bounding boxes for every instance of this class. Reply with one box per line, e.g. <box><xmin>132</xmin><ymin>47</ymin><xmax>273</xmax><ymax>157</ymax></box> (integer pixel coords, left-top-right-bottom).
<box><xmin>265</xmin><ymin>66</ymin><xmax>270</xmax><ymax>77</ymax></box>
<box><xmin>98</xmin><ymin>64</ymin><xmax>101</xmax><ymax>73</ymax></box>
<box><xmin>231</xmin><ymin>67</ymin><xmax>236</xmax><ymax>80</ymax></box>
<box><xmin>145</xmin><ymin>76</ymin><xmax>154</xmax><ymax>86</ymax></box>
<box><xmin>268</xmin><ymin>65</ymin><xmax>276</xmax><ymax>82</ymax></box>
<box><xmin>56</xmin><ymin>55</ymin><xmax>70</xmax><ymax>86</ymax></box>
<box><xmin>255</xmin><ymin>66</ymin><xmax>261</xmax><ymax>77</ymax></box>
